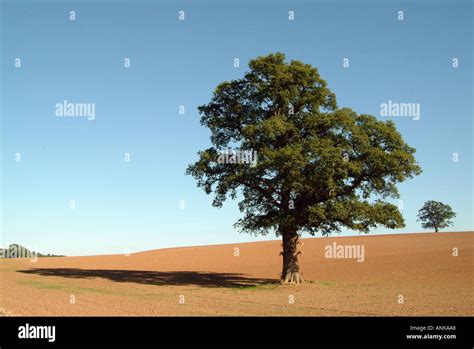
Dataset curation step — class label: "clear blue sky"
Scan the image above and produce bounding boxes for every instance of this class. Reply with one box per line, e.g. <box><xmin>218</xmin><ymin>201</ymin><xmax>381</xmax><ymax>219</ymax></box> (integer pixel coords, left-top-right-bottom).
<box><xmin>1</xmin><ymin>0</ymin><xmax>472</xmax><ymax>256</ymax></box>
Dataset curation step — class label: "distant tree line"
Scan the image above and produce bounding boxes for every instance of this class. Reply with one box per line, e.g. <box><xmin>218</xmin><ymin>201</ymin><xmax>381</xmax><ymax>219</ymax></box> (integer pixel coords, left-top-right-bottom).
<box><xmin>0</xmin><ymin>244</ymin><xmax>65</xmax><ymax>259</ymax></box>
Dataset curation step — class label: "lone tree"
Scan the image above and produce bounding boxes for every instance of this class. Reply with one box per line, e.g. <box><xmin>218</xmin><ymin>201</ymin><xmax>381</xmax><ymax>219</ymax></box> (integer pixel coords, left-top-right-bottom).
<box><xmin>187</xmin><ymin>53</ymin><xmax>421</xmax><ymax>284</ymax></box>
<box><xmin>417</xmin><ymin>201</ymin><xmax>456</xmax><ymax>232</ymax></box>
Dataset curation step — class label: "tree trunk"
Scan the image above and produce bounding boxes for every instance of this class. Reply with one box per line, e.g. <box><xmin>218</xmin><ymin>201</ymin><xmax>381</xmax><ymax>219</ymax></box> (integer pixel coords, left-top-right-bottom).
<box><xmin>281</xmin><ymin>229</ymin><xmax>304</xmax><ymax>284</ymax></box>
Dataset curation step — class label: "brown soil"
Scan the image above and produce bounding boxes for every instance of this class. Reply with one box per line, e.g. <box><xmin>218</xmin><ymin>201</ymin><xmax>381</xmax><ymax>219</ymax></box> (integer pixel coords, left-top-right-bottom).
<box><xmin>1</xmin><ymin>232</ymin><xmax>472</xmax><ymax>316</ymax></box>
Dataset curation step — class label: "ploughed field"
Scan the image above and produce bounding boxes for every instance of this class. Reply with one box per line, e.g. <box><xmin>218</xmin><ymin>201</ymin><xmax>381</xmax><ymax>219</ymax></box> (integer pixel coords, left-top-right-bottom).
<box><xmin>1</xmin><ymin>232</ymin><xmax>472</xmax><ymax>316</ymax></box>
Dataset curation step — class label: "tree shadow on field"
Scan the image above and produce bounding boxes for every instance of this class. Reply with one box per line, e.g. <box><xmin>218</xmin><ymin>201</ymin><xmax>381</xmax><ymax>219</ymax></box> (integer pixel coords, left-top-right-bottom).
<box><xmin>18</xmin><ymin>268</ymin><xmax>277</xmax><ymax>289</ymax></box>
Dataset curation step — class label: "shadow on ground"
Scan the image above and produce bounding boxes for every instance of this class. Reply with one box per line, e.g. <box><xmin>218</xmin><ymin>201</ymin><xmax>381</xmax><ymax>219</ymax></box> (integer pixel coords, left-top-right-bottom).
<box><xmin>18</xmin><ymin>268</ymin><xmax>277</xmax><ymax>288</ymax></box>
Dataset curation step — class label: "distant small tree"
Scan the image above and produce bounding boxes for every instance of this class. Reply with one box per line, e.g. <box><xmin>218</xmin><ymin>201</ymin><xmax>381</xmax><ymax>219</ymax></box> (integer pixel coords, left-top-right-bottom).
<box><xmin>417</xmin><ymin>201</ymin><xmax>456</xmax><ymax>232</ymax></box>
